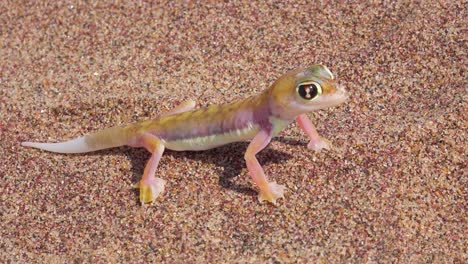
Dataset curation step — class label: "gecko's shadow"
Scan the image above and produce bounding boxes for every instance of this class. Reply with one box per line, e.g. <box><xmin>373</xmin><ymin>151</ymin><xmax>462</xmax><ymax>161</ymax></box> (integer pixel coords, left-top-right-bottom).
<box><xmin>115</xmin><ymin>136</ymin><xmax>302</xmax><ymax>200</ymax></box>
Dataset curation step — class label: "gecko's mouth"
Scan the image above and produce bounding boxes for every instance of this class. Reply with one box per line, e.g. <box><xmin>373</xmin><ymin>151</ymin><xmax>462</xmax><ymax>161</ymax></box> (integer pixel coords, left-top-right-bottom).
<box><xmin>326</xmin><ymin>84</ymin><xmax>347</xmax><ymax>105</ymax></box>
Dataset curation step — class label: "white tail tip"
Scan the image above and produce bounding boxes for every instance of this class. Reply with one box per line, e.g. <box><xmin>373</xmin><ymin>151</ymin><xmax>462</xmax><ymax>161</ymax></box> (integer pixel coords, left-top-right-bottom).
<box><xmin>21</xmin><ymin>137</ymin><xmax>92</xmax><ymax>154</ymax></box>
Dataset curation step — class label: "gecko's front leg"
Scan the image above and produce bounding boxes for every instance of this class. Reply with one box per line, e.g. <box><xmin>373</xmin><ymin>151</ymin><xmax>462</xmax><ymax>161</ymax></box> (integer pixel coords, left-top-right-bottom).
<box><xmin>135</xmin><ymin>133</ymin><xmax>166</xmax><ymax>204</ymax></box>
<box><xmin>296</xmin><ymin>114</ymin><xmax>331</xmax><ymax>151</ymax></box>
<box><xmin>245</xmin><ymin>130</ymin><xmax>286</xmax><ymax>204</ymax></box>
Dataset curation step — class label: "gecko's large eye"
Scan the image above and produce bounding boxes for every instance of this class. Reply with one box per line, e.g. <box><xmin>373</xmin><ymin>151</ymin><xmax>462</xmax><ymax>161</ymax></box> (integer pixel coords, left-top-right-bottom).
<box><xmin>297</xmin><ymin>82</ymin><xmax>322</xmax><ymax>100</ymax></box>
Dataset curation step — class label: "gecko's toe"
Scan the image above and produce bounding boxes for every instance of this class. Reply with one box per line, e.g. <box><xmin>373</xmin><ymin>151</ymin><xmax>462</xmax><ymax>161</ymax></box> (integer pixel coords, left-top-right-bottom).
<box><xmin>258</xmin><ymin>182</ymin><xmax>286</xmax><ymax>205</ymax></box>
<box><xmin>137</xmin><ymin>177</ymin><xmax>166</xmax><ymax>204</ymax></box>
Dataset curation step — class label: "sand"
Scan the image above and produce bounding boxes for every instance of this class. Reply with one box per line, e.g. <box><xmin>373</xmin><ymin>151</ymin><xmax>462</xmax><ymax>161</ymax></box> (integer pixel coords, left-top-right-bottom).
<box><xmin>1</xmin><ymin>1</ymin><xmax>466</xmax><ymax>262</ymax></box>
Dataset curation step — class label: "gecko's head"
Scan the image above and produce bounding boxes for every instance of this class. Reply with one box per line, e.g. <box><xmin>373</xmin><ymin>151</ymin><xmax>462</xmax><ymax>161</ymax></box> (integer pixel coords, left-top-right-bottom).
<box><xmin>270</xmin><ymin>65</ymin><xmax>347</xmax><ymax>119</ymax></box>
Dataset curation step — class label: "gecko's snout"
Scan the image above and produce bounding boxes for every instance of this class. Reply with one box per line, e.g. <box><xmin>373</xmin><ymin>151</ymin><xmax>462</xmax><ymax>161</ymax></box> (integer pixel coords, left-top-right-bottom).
<box><xmin>337</xmin><ymin>84</ymin><xmax>348</xmax><ymax>100</ymax></box>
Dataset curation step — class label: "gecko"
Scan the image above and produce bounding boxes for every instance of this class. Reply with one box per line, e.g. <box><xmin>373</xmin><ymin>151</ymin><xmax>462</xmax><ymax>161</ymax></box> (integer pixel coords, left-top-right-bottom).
<box><xmin>22</xmin><ymin>65</ymin><xmax>347</xmax><ymax>205</ymax></box>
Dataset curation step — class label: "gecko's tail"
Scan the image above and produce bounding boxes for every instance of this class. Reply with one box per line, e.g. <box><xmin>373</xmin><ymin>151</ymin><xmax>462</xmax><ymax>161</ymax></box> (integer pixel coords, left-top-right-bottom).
<box><xmin>21</xmin><ymin>125</ymin><xmax>133</xmax><ymax>154</ymax></box>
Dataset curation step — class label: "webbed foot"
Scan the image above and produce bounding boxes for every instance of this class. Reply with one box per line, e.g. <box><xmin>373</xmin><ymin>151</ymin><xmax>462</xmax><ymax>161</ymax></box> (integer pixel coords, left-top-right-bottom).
<box><xmin>136</xmin><ymin>177</ymin><xmax>166</xmax><ymax>204</ymax></box>
<box><xmin>307</xmin><ymin>137</ymin><xmax>332</xmax><ymax>152</ymax></box>
<box><xmin>258</xmin><ymin>182</ymin><xmax>286</xmax><ymax>205</ymax></box>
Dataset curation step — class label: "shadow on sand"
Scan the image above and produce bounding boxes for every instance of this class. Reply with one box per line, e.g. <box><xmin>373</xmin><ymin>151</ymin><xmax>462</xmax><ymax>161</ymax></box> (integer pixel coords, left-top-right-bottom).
<box><xmin>87</xmin><ymin>136</ymin><xmax>304</xmax><ymax>203</ymax></box>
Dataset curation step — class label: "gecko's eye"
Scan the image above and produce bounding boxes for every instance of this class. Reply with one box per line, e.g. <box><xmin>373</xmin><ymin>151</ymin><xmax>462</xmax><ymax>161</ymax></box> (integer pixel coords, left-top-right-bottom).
<box><xmin>297</xmin><ymin>82</ymin><xmax>322</xmax><ymax>100</ymax></box>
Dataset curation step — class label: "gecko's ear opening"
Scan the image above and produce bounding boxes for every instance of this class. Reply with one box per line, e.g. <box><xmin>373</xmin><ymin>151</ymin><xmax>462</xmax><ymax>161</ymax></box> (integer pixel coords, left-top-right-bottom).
<box><xmin>308</xmin><ymin>65</ymin><xmax>334</xmax><ymax>80</ymax></box>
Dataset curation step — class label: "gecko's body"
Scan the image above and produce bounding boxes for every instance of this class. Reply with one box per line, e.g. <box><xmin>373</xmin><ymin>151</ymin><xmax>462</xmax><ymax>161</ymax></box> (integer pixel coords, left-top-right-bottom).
<box><xmin>145</xmin><ymin>92</ymin><xmax>271</xmax><ymax>151</ymax></box>
<box><xmin>22</xmin><ymin>65</ymin><xmax>347</xmax><ymax>204</ymax></box>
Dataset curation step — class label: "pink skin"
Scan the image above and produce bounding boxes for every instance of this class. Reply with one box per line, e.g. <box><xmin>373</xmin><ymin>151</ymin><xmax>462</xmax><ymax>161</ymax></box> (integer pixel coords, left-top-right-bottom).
<box><xmin>136</xmin><ymin>133</ymin><xmax>166</xmax><ymax>204</ymax></box>
<box><xmin>295</xmin><ymin>114</ymin><xmax>331</xmax><ymax>151</ymax></box>
<box><xmin>245</xmin><ymin>130</ymin><xmax>286</xmax><ymax>204</ymax></box>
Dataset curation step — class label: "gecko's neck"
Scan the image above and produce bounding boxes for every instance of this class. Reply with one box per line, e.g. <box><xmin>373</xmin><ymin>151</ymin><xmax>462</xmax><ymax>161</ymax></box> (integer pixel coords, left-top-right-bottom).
<box><xmin>250</xmin><ymin>89</ymin><xmax>294</xmax><ymax>136</ymax></box>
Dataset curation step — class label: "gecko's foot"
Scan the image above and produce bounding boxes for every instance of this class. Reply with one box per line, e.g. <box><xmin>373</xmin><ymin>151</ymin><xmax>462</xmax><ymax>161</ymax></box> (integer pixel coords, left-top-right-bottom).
<box><xmin>258</xmin><ymin>182</ymin><xmax>286</xmax><ymax>205</ymax></box>
<box><xmin>307</xmin><ymin>137</ymin><xmax>332</xmax><ymax>152</ymax></box>
<box><xmin>136</xmin><ymin>177</ymin><xmax>166</xmax><ymax>204</ymax></box>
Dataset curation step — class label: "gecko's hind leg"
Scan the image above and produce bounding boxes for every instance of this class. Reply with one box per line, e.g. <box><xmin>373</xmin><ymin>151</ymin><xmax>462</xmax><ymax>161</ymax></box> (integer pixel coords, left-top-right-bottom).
<box><xmin>135</xmin><ymin>133</ymin><xmax>166</xmax><ymax>204</ymax></box>
<box><xmin>162</xmin><ymin>100</ymin><xmax>196</xmax><ymax>117</ymax></box>
<box><xmin>245</xmin><ymin>130</ymin><xmax>286</xmax><ymax>205</ymax></box>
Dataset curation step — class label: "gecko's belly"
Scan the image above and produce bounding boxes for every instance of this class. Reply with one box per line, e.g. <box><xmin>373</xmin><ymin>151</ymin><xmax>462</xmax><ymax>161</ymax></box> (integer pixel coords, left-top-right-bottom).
<box><xmin>162</xmin><ymin>125</ymin><xmax>260</xmax><ymax>151</ymax></box>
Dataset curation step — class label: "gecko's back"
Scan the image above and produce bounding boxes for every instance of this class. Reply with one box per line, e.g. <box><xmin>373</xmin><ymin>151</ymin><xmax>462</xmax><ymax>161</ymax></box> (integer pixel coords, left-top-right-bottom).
<box><xmin>143</xmin><ymin>92</ymin><xmax>272</xmax><ymax>151</ymax></box>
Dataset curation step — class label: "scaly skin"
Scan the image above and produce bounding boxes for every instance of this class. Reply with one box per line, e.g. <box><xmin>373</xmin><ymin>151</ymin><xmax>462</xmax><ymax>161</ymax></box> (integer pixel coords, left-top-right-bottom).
<box><xmin>22</xmin><ymin>65</ymin><xmax>347</xmax><ymax>205</ymax></box>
